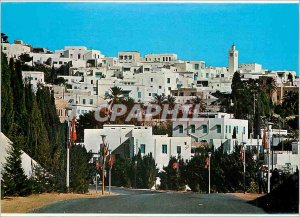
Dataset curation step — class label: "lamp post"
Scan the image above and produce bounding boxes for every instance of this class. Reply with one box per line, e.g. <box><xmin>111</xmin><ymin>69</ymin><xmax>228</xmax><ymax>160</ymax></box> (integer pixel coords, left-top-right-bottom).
<box><xmin>108</xmin><ymin>149</ymin><xmax>111</xmax><ymax>195</ymax></box>
<box><xmin>208</xmin><ymin>152</ymin><xmax>211</xmax><ymax>194</ymax></box>
<box><xmin>101</xmin><ymin>135</ymin><xmax>107</xmax><ymax>195</ymax></box>
<box><xmin>267</xmin><ymin>122</ymin><xmax>273</xmax><ymax>194</ymax></box>
<box><xmin>242</xmin><ymin>142</ymin><xmax>246</xmax><ymax>194</ymax></box>
<box><xmin>135</xmin><ymin>160</ymin><xmax>138</xmax><ymax>188</ymax></box>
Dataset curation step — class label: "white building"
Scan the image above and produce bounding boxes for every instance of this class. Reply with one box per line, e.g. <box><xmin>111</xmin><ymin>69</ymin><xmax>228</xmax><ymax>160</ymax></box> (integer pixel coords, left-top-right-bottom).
<box><xmin>22</xmin><ymin>71</ymin><xmax>45</xmax><ymax>91</ymax></box>
<box><xmin>173</xmin><ymin>112</ymin><xmax>248</xmax><ymax>153</ymax></box>
<box><xmin>144</xmin><ymin>53</ymin><xmax>178</xmax><ymax>63</ymax></box>
<box><xmin>84</xmin><ymin>125</ymin><xmax>191</xmax><ymax>170</ymax></box>
<box><xmin>118</xmin><ymin>51</ymin><xmax>141</xmax><ymax>64</ymax></box>
<box><xmin>2</xmin><ymin>40</ymin><xmax>31</xmax><ymax>59</ymax></box>
<box><xmin>228</xmin><ymin>43</ymin><xmax>238</xmax><ymax>74</ymax></box>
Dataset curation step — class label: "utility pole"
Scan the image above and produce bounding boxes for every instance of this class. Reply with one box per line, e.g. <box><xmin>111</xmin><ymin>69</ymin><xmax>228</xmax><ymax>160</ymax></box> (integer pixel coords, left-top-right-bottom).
<box><xmin>108</xmin><ymin>150</ymin><xmax>111</xmax><ymax>195</ymax></box>
<box><xmin>101</xmin><ymin>135</ymin><xmax>107</xmax><ymax>195</ymax></box>
<box><xmin>66</xmin><ymin>120</ymin><xmax>70</xmax><ymax>192</ymax></box>
<box><xmin>208</xmin><ymin>152</ymin><xmax>211</xmax><ymax>194</ymax></box>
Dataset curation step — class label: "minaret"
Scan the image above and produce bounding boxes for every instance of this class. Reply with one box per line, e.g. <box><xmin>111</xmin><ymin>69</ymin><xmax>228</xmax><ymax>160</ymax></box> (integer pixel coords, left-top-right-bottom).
<box><xmin>228</xmin><ymin>43</ymin><xmax>238</xmax><ymax>74</ymax></box>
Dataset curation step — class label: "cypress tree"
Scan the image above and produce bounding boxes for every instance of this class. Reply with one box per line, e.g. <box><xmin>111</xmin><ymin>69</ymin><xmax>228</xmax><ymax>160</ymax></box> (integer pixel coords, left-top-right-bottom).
<box><xmin>1</xmin><ymin>140</ymin><xmax>31</xmax><ymax>197</ymax></box>
<box><xmin>1</xmin><ymin>54</ymin><xmax>14</xmax><ymax>137</ymax></box>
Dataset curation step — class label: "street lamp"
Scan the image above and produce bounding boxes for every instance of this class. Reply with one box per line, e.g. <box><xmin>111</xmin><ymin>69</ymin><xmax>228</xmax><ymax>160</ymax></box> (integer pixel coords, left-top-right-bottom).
<box><xmin>208</xmin><ymin>152</ymin><xmax>211</xmax><ymax>194</ymax></box>
<box><xmin>135</xmin><ymin>160</ymin><xmax>138</xmax><ymax>188</ymax></box>
<box><xmin>108</xmin><ymin>149</ymin><xmax>112</xmax><ymax>195</ymax></box>
<box><xmin>267</xmin><ymin>122</ymin><xmax>273</xmax><ymax>194</ymax></box>
<box><xmin>101</xmin><ymin>135</ymin><xmax>107</xmax><ymax>195</ymax></box>
<box><xmin>242</xmin><ymin>142</ymin><xmax>246</xmax><ymax>194</ymax></box>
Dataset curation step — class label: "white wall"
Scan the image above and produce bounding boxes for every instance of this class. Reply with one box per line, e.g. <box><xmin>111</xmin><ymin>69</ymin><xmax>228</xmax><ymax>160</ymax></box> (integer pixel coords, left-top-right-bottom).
<box><xmin>0</xmin><ymin>133</ymin><xmax>38</xmax><ymax>177</ymax></box>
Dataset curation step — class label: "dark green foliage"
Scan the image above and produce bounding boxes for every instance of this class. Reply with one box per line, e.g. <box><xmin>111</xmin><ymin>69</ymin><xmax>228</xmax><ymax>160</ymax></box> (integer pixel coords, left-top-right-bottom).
<box><xmin>1</xmin><ymin>141</ymin><xmax>31</xmax><ymax>197</ymax></box>
<box><xmin>1</xmin><ymin>49</ymin><xmax>67</xmax><ymax>194</ymax></box>
<box><xmin>134</xmin><ymin>153</ymin><xmax>158</xmax><ymax>189</ymax></box>
<box><xmin>250</xmin><ymin>173</ymin><xmax>299</xmax><ymax>213</ymax></box>
<box><xmin>111</xmin><ymin>158</ymin><xmax>133</xmax><ymax>187</ymax></box>
<box><xmin>1</xmin><ymin>55</ymin><xmax>14</xmax><ymax>136</ymax></box>
<box><xmin>111</xmin><ymin>153</ymin><xmax>158</xmax><ymax>189</ymax></box>
<box><xmin>70</xmin><ymin>145</ymin><xmax>93</xmax><ymax>193</ymax></box>
<box><xmin>19</xmin><ymin>53</ymin><xmax>33</xmax><ymax>64</ymax></box>
<box><xmin>159</xmin><ymin>157</ymin><xmax>186</xmax><ymax>191</ymax></box>
<box><xmin>152</xmin><ymin>124</ymin><xmax>172</xmax><ymax>137</ymax></box>
<box><xmin>77</xmin><ymin>111</ymin><xmax>103</xmax><ymax>143</ymax></box>
<box><xmin>1</xmin><ymin>32</ymin><xmax>9</xmax><ymax>43</ymax></box>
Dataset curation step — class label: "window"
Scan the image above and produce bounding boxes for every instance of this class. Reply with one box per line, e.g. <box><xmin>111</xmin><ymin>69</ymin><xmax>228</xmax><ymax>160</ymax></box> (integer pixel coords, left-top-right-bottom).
<box><xmin>59</xmin><ymin>61</ymin><xmax>62</xmax><ymax>64</ymax></box>
<box><xmin>162</xmin><ymin>144</ymin><xmax>167</xmax><ymax>154</ymax></box>
<box><xmin>140</xmin><ymin>144</ymin><xmax>145</xmax><ymax>154</ymax></box>
<box><xmin>144</xmin><ymin>68</ymin><xmax>150</xmax><ymax>71</ymax></box>
<box><xmin>150</xmin><ymin>78</ymin><xmax>153</xmax><ymax>82</ymax></box>
<box><xmin>206</xmin><ymin>73</ymin><xmax>209</xmax><ymax>78</ymax></box>
<box><xmin>91</xmin><ymin>80</ymin><xmax>93</xmax><ymax>84</ymax></box>
<box><xmin>216</xmin><ymin>125</ymin><xmax>221</xmax><ymax>133</ymax></box>
<box><xmin>120</xmin><ymin>55</ymin><xmax>123</xmax><ymax>60</ymax></box>
<box><xmin>167</xmin><ymin>78</ymin><xmax>171</xmax><ymax>83</ymax></box>
<box><xmin>203</xmin><ymin>125</ymin><xmax>208</xmax><ymax>133</ymax></box>
<box><xmin>236</xmin><ymin>126</ymin><xmax>239</xmax><ymax>134</ymax></box>
<box><xmin>226</xmin><ymin>125</ymin><xmax>228</xmax><ymax>133</ymax></box>
<box><xmin>190</xmin><ymin>125</ymin><xmax>195</xmax><ymax>133</ymax></box>
<box><xmin>163</xmin><ymin>57</ymin><xmax>165</xmax><ymax>61</ymax></box>
<box><xmin>178</xmin><ymin>125</ymin><xmax>183</xmax><ymax>134</ymax></box>
<box><xmin>168</xmin><ymin>87</ymin><xmax>171</xmax><ymax>91</ymax></box>
<box><xmin>149</xmin><ymin>93</ymin><xmax>151</xmax><ymax>96</ymax></box>
<box><xmin>138</xmin><ymin>92</ymin><xmax>141</xmax><ymax>98</ymax></box>
<box><xmin>177</xmin><ymin>146</ymin><xmax>181</xmax><ymax>154</ymax></box>
<box><xmin>229</xmin><ymin>125</ymin><xmax>231</xmax><ymax>133</ymax></box>
<box><xmin>90</xmin><ymin>99</ymin><xmax>93</xmax><ymax>105</ymax></box>
<box><xmin>159</xmin><ymin>86</ymin><xmax>162</xmax><ymax>89</ymax></box>
<box><xmin>243</xmin><ymin>127</ymin><xmax>246</xmax><ymax>134</ymax></box>
<box><xmin>195</xmin><ymin>64</ymin><xmax>199</xmax><ymax>70</ymax></box>
<box><xmin>3</xmin><ymin>47</ymin><xmax>7</xmax><ymax>50</ymax></box>
<box><xmin>83</xmin><ymin>99</ymin><xmax>86</xmax><ymax>104</ymax></box>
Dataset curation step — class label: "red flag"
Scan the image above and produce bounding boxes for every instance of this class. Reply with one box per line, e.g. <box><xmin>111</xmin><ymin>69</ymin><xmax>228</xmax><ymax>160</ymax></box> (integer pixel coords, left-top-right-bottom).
<box><xmin>70</xmin><ymin>116</ymin><xmax>77</xmax><ymax>142</ymax></box>
<box><xmin>204</xmin><ymin>157</ymin><xmax>209</xmax><ymax>169</ymax></box>
<box><xmin>109</xmin><ymin>154</ymin><xmax>115</xmax><ymax>169</ymax></box>
<box><xmin>96</xmin><ymin>160</ymin><xmax>101</xmax><ymax>171</ymax></box>
<box><xmin>262</xmin><ymin>128</ymin><xmax>268</xmax><ymax>149</ymax></box>
<box><xmin>240</xmin><ymin>146</ymin><xmax>244</xmax><ymax>161</ymax></box>
<box><xmin>172</xmin><ymin>162</ymin><xmax>179</xmax><ymax>170</ymax></box>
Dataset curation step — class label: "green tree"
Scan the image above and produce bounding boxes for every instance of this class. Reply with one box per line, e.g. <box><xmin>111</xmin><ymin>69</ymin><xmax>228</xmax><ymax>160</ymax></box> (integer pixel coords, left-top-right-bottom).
<box><xmin>1</xmin><ymin>141</ymin><xmax>31</xmax><ymax>197</ymax></box>
<box><xmin>1</xmin><ymin>54</ymin><xmax>14</xmax><ymax>137</ymax></box>
<box><xmin>69</xmin><ymin>144</ymin><xmax>93</xmax><ymax>193</ymax></box>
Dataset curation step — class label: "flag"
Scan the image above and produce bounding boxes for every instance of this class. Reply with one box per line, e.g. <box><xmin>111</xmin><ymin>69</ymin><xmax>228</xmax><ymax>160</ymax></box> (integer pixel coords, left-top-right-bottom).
<box><xmin>204</xmin><ymin>157</ymin><xmax>209</xmax><ymax>169</ymax></box>
<box><xmin>70</xmin><ymin>116</ymin><xmax>77</xmax><ymax>142</ymax></box>
<box><xmin>96</xmin><ymin>160</ymin><xmax>101</xmax><ymax>171</ymax></box>
<box><xmin>109</xmin><ymin>154</ymin><xmax>115</xmax><ymax>169</ymax></box>
<box><xmin>262</xmin><ymin>128</ymin><xmax>268</xmax><ymax>149</ymax></box>
<box><xmin>172</xmin><ymin>161</ymin><xmax>179</xmax><ymax>170</ymax></box>
<box><xmin>240</xmin><ymin>146</ymin><xmax>244</xmax><ymax>161</ymax></box>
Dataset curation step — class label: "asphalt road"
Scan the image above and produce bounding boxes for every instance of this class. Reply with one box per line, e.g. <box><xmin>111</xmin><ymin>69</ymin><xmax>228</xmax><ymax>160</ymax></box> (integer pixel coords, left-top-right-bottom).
<box><xmin>32</xmin><ymin>186</ymin><xmax>266</xmax><ymax>214</ymax></box>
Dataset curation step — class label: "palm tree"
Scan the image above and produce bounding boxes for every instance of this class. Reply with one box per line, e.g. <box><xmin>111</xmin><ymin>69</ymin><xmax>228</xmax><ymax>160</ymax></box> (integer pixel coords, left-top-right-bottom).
<box><xmin>105</xmin><ymin>86</ymin><xmax>124</xmax><ymax>105</ymax></box>
<box><xmin>153</xmin><ymin>94</ymin><xmax>166</xmax><ymax>106</ymax></box>
<box><xmin>192</xmin><ymin>96</ymin><xmax>206</xmax><ymax>112</ymax></box>
<box><xmin>166</xmin><ymin>95</ymin><xmax>176</xmax><ymax>109</ymax></box>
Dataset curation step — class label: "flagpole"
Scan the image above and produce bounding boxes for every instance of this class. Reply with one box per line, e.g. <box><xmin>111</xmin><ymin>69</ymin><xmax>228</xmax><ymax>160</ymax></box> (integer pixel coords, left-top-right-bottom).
<box><xmin>208</xmin><ymin>152</ymin><xmax>211</xmax><ymax>194</ymax></box>
<box><xmin>66</xmin><ymin>120</ymin><xmax>70</xmax><ymax>192</ymax></box>
<box><xmin>243</xmin><ymin>143</ymin><xmax>246</xmax><ymax>194</ymax></box>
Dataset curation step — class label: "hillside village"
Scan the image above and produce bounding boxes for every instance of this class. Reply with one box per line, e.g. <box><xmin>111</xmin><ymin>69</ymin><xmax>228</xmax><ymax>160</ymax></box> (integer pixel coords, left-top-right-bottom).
<box><xmin>1</xmin><ymin>35</ymin><xmax>299</xmax><ymax>199</ymax></box>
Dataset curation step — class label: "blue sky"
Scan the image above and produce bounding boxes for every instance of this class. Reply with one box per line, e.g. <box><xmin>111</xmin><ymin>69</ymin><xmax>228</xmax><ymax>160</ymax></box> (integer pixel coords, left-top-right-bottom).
<box><xmin>2</xmin><ymin>3</ymin><xmax>299</xmax><ymax>74</ymax></box>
